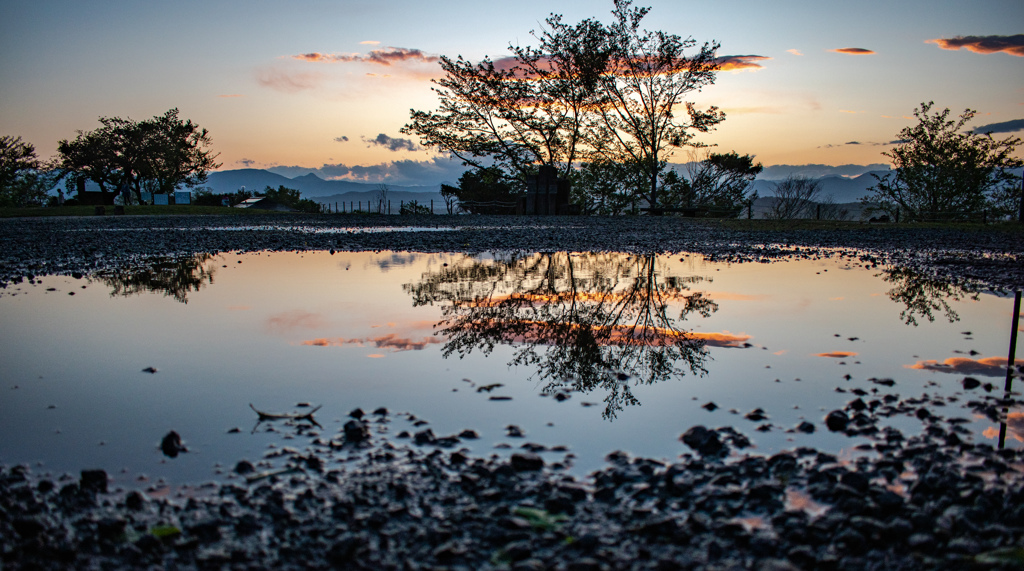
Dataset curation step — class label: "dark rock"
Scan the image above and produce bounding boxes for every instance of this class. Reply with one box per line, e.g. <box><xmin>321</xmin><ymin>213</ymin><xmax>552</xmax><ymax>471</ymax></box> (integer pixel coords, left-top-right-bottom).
<box><xmin>348</xmin><ymin>408</ymin><xmax>364</xmax><ymax>419</ymax></box>
<box><xmin>344</xmin><ymin>419</ymin><xmax>370</xmax><ymax>442</ymax></box>
<box><xmin>796</xmin><ymin>421</ymin><xmax>816</xmax><ymax>434</ymax></box>
<box><xmin>510</xmin><ymin>452</ymin><xmax>544</xmax><ymax>471</ymax></box>
<box><xmin>961</xmin><ymin>377</ymin><xmax>981</xmax><ymax>390</ymax></box>
<box><xmin>458</xmin><ymin>429</ymin><xmax>480</xmax><ymax>439</ymax></box>
<box><xmin>80</xmin><ymin>469</ymin><xmax>108</xmax><ymax>493</ymax></box>
<box><xmin>414</xmin><ymin>428</ymin><xmax>436</xmax><ymax>445</ymax></box>
<box><xmin>681</xmin><ymin>426</ymin><xmax>725</xmax><ymax>457</ymax></box>
<box><xmin>824</xmin><ymin>410</ymin><xmax>849</xmax><ymax>432</ymax></box>
<box><xmin>234</xmin><ymin>460</ymin><xmax>255</xmax><ymax>475</ymax></box>
<box><xmin>160</xmin><ymin>431</ymin><xmax>187</xmax><ymax>458</ymax></box>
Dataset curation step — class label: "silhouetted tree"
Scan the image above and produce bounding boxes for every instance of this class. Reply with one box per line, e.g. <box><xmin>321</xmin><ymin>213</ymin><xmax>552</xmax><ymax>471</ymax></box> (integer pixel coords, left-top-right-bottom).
<box><xmin>880</xmin><ymin>266</ymin><xmax>979</xmax><ymax>326</ymax></box>
<box><xmin>0</xmin><ymin>135</ymin><xmax>54</xmax><ymax>207</ymax></box>
<box><xmin>95</xmin><ymin>254</ymin><xmax>217</xmax><ymax>304</ymax></box>
<box><xmin>261</xmin><ymin>185</ymin><xmax>321</xmax><ymax>213</ymax></box>
<box><xmin>676</xmin><ymin>151</ymin><xmax>762</xmax><ymax>214</ymax></box>
<box><xmin>404</xmin><ymin>252</ymin><xmax>718</xmax><ymax>418</ymax></box>
<box><xmin>765</xmin><ymin>176</ymin><xmax>822</xmax><ymax>220</ymax></box>
<box><xmin>865</xmin><ymin>101</ymin><xmax>1022</xmax><ymax>221</ymax></box>
<box><xmin>57</xmin><ymin>108</ymin><xmax>220</xmax><ymax>204</ymax></box>
<box><xmin>404</xmin><ymin>1</ymin><xmax>724</xmax><ymax>211</ymax></box>
<box><xmin>444</xmin><ymin>168</ymin><xmax>521</xmax><ymax>214</ymax></box>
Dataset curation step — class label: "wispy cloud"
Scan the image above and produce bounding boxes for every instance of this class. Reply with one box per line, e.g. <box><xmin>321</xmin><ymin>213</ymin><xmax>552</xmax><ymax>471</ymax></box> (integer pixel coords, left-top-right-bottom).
<box><xmin>238</xmin><ymin>158</ymin><xmax>256</xmax><ymax>167</ymax></box>
<box><xmin>266</xmin><ymin>310</ymin><xmax>327</xmax><ymax>334</ymax></box>
<box><xmin>974</xmin><ymin>118</ymin><xmax>1024</xmax><ymax>134</ymax></box>
<box><xmin>816</xmin><ymin>351</ymin><xmax>857</xmax><ymax>358</ymax></box>
<box><xmin>787</xmin><ymin>49</ymin><xmax>803</xmax><ymax>56</ymax></box>
<box><xmin>302</xmin><ymin>334</ymin><xmax>442</xmax><ymax>351</ymax></box>
<box><xmin>293</xmin><ymin>47</ymin><xmax>440</xmax><ymax>66</ymax></box>
<box><xmin>830</xmin><ymin>47</ymin><xmax>875</xmax><ymax>55</ymax></box>
<box><xmin>716</xmin><ymin>55</ymin><xmax>771</xmax><ymax>71</ymax></box>
<box><xmin>334</xmin><ymin>136</ymin><xmax>349</xmax><ymax>143</ymax></box>
<box><xmin>907</xmin><ymin>356</ymin><xmax>1024</xmax><ymax>376</ymax></box>
<box><xmin>360</xmin><ymin>40</ymin><xmax>381</xmax><ymax>45</ymax></box>
<box><xmin>255</xmin><ymin>67</ymin><xmax>324</xmax><ymax>92</ymax></box>
<box><xmin>927</xmin><ymin>35</ymin><xmax>1024</xmax><ymax>57</ymax></box>
<box><xmin>362</xmin><ymin>133</ymin><xmax>420</xmax><ymax>152</ymax></box>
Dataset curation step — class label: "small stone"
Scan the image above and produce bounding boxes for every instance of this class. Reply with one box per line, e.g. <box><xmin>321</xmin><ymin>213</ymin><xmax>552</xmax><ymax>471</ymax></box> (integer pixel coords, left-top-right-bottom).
<box><xmin>680</xmin><ymin>426</ymin><xmax>725</xmax><ymax>457</ymax></box>
<box><xmin>160</xmin><ymin>431</ymin><xmax>187</xmax><ymax>458</ymax></box>
<box><xmin>510</xmin><ymin>452</ymin><xmax>544</xmax><ymax>471</ymax></box>
<box><xmin>80</xmin><ymin>469</ymin><xmax>108</xmax><ymax>494</ymax></box>
<box><xmin>796</xmin><ymin>421</ymin><xmax>816</xmax><ymax>434</ymax></box>
<box><xmin>234</xmin><ymin>460</ymin><xmax>255</xmax><ymax>475</ymax></box>
<box><xmin>824</xmin><ymin>410</ymin><xmax>849</xmax><ymax>432</ymax></box>
<box><xmin>702</xmin><ymin>401</ymin><xmax>719</xmax><ymax>411</ymax></box>
<box><xmin>961</xmin><ymin>377</ymin><xmax>981</xmax><ymax>390</ymax></box>
<box><xmin>343</xmin><ymin>419</ymin><xmax>369</xmax><ymax>442</ymax></box>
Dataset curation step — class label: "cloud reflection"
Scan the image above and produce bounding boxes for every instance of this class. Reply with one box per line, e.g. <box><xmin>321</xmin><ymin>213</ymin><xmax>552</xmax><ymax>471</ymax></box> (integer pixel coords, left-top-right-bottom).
<box><xmin>906</xmin><ymin>356</ymin><xmax>1024</xmax><ymax>377</ymax></box>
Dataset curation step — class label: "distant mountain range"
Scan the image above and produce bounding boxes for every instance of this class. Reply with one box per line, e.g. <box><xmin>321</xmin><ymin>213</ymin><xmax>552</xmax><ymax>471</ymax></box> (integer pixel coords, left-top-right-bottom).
<box><xmin>204</xmin><ymin>167</ymin><xmax>886</xmax><ymax>206</ymax></box>
<box><xmin>205</xmin><ymin>169</ymin><xmax>442</xmax><ymax>197</ymax></box>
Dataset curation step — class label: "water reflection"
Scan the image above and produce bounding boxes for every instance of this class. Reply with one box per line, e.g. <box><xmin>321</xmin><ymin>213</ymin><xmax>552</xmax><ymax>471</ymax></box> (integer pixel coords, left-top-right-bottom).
<box><xmin>93</xmin><ymin>254</ymin><xmax>216</xmax><ymax>304</ymax></box>
<box><xmin>880</xmin><ymin>266</ymin><xmax>980</xmax><ymax>326</ymax></box>
<box><xmin>405</xmin><ymin>252</ymin><xmax>726</xmax><ymax>418</ymax></box>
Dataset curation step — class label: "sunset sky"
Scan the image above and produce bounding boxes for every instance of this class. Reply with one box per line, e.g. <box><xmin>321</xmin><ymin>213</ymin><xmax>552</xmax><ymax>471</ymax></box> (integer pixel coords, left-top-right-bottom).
<box><xmin>1</xmin><ymin>0</ymin><xmax>1021</xmax><ymax>185</ymax></box>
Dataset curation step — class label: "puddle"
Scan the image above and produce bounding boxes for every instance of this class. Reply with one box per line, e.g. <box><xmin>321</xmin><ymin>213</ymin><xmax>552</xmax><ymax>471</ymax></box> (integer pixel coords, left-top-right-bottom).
<box><xmin>0</xmin><ymin>250</ymin><xmax>1020</xmax><ymax>486</ymax></box>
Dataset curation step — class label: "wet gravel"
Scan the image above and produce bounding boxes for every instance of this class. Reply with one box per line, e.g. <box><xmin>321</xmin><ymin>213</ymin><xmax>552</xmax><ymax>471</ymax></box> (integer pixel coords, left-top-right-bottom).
<box><xmin>2</xmin><ymin>214</ymin><xmax>1023</xmax><ymax>569</ymax></box>
<box><xmin>3</xmin><ymin>394</ymin><xmax>1023</xmax><ymax>570</ymax></box>
<box><xmin>1</xmin><ymin>214</ymin><xmax>1022</xmax><ymax>291</ymax></box>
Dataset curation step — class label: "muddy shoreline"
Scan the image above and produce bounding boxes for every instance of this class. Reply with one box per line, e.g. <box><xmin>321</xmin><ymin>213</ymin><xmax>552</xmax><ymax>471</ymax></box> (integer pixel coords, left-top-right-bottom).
<box><xmin>2</xmin><ymin>214</ymin><xmax>1022</xmax><ymax>569</ymax></box>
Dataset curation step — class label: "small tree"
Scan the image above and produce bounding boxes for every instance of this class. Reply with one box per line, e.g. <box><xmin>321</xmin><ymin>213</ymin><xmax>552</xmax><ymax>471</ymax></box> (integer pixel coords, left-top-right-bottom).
<box><xmin>261</xmin><ymin>185</ymin><xmax>321</xmax><ymax>213</ymax></box>
<box><xmin>766</xmin><ymin>176</ymin><xmax>822</xmax><ymax>220</ymax></box>
<box><xmin>57</xmin><ymin>108</ymin><xmax>220</xmax><ymax>205</ymax></box>
<box><xmin>446</xmin><ymin>168</ymin><xmax>521</xmax><ymax>214</ymax></box>
<box><xmin>865</xmin><ymin>101</ymin><xmax>1022</xmax><ymax>221</ymax></box>
<box><xmin>0</xmin><ymin>135</ymin><xmax>53</xmax><ymax>207</ymax></box>
<box><xmin>439</xmin><ymin>183</ymin><xmax>459</xmax><ymax>214</ymax></box>
<box><xmin>679</xmin><ymin>150</ymin><xmax>762</xmax><ymax>214</ymax></box>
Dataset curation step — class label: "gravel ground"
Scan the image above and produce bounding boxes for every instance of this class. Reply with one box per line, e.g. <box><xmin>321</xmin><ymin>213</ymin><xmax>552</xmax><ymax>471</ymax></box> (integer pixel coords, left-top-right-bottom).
<box><xmin>1</xmin><ymin>214</ymin><xmax>1022</xmax><ymax>569</ymax></box>
<box><xmin>1</xmin><ymin>213</ymin><xmax>1022</xmax><ymax>291</ymax></box>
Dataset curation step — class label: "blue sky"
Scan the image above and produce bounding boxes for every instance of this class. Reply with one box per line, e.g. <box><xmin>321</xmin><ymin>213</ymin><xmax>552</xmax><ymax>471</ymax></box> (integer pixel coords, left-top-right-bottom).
<box><xmin>1</xmin><ymin>0</ymin><xmax>1021</xmax><ymax>185</ymax></box>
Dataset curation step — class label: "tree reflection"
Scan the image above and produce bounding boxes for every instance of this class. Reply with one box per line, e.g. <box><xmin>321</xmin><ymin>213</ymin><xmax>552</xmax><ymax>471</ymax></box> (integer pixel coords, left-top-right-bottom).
<box><xmin>94</xmin><ymin>254</ymin><xmax>216</xmax><ymax>304</ymax></box>
<box><xmin>404</xmin><ymin>252</ymin><xmax>718</xmax><ymax>419</ymax></box>
<box><xmin>880</xmin><ymin>266</ymin><xmax>980</xmax><ymax>326</ymax></box>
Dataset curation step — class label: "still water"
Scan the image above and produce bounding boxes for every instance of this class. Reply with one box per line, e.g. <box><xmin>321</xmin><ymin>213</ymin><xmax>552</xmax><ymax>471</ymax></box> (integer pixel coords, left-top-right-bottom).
<box><xmin>1</xmin><ymin>250</ymin><xmax>1020</xmax><ymax>489</ymax></box>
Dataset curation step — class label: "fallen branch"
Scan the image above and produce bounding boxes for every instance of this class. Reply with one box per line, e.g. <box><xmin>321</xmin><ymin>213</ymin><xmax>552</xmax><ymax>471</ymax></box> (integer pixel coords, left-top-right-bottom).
<box><xmin>249</xmin><ymin>403</ymin><xmax>322</xmax><ymax>421</ymax></box>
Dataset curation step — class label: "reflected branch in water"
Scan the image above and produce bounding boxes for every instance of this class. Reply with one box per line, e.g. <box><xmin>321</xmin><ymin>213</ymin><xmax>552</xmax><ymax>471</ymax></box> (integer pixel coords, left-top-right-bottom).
<box><xmin>93</xmin><ymin>254</ymin><xmax>217</xmax><ymax>304</ymax></box>
<box><xmin>880</xmin><ymin>266</ymin><xmax>980</xmax><ymax>326</ymax></box>
<box><xmin>405</xmin><ymin>252</ymin><xmax>718</xmax><ymax>419</ymax></box>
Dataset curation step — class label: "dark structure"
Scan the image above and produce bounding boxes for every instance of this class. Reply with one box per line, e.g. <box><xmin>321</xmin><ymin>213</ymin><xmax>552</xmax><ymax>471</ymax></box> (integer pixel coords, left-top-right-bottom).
<box><xmin>75</xmin><ymin>178</ymin><xmax>115</xmax><ymax>206</ymax></box>
<box><xmin>518</xmin><ymin>165</ymin><xmax>575</xmax><ymax>215</ymax></box>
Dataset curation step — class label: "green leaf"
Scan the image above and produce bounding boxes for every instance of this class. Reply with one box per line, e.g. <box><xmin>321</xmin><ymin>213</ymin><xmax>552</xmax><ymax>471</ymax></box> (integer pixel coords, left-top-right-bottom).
<box><xmin>149</xmin><ymin>524</ymin><xmax>181</xmax><ymax>539</ymax></box>
<box><xmin>975</xmin><ymin>547</ymin><xmax>1024</xmax><ymax>565</ymax></box>
<box><xmin>512</xmin><ymin>506</ymin><xmax>568</xmax><ymax>531</ymax></box>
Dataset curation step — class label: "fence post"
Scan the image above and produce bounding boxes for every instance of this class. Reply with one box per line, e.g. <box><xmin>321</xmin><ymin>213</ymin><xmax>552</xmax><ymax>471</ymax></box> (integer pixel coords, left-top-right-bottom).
<box><xmin>895</xmin><ymin>207</ymin><xmax>900</xmax><ymax>223</ymax></box>
<box><xmin>816</xmin><ymin>204</ymin><xmax>821</xmax><ymax>220</ymax></box>
<box><xmin>388</xmin><ymin>200</ymin><xmax>391</xmax><ymax>215</ymax></box>
<box><xmin>431</xmin><ymin>199</ymin><xmax>434</xmax><ymax>214</ymax></box>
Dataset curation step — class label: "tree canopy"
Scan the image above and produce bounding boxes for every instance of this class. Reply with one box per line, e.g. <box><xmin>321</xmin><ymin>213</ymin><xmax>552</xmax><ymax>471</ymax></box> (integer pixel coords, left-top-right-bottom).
<box><xmin>57</xmin><ymin>108</ymin><xmax>220</xmax><ymax>204</ymax></box>
<box><xmin>403</xmin><ymin>0</ymin><xmax>724</xmax><ymax>210</ymax></box>
<box><xmin>0</xmin><ymin>135</ymin><xmax>53</xmax><ymax>207</ymax></box>
<box><xmin>865</xmin><ymin>101</ymin><xmax>1022</xmax><ymax>221</ymax></box>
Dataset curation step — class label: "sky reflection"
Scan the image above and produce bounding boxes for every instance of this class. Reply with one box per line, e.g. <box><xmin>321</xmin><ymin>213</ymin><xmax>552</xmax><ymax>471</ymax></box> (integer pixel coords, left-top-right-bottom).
<box><xmin>0</xmin><ymin>250</ymin><xmax>1019</xmax><ymax>486</ymax></box>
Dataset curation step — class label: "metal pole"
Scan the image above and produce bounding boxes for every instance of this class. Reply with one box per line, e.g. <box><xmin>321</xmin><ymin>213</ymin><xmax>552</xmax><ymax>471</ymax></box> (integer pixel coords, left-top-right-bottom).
<box><xmin>1018</xmin><ymin>176</ymin><xmax>1023</xmax><ymax>223</ymax></box>
<box><xmin>998</xmin><ymin>290</ymin><xmax>1021</xmax><ymax>449</ymax></box>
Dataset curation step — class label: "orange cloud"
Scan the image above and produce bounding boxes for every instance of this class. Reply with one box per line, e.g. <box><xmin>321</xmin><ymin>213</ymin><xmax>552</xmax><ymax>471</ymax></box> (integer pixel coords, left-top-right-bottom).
<box><xmin>982</xmin><ymin>412</ymin><xmax>1024</xmax><ymax>442</ymax></box>
<box><xmin>360</xmin><ymin>40</ymin><xmax>381</xmax><ymax>45</ymax></box>
<box><xmin>488</xmin><ymin>54</ymin><xmax>768</xmax><ymax>79</ymax></box>
<box><xmin>927</xmin><ymin>35</ymin><xmax>1024</xmax><ymax>57</ymax></box>
<box><xmin>715</xmin><ymin>55</ymin><xmax>771</xmax><ymax>71</ymax></box>
<box><xmin>830</xmin><ymin>48</ymin><xmax>875</xmax><ymax>55</ymax></box>
<box><xmin>482</xmin><ymin>320</ymin><xmax>751</xmax><ymax>348</ymax></box>
<box><xmin>266</xmin><ymin>310</ymin><xmax>327</xmax><ymax>334</ymax></box>
<box><xmin>293</xmin><ymin>47</ymin><xmax>440</xmax><ymax>66</ymax></box>
<box><xmin>787</xmin><ymin>49</ymin><xmax>803</xmax><ymax>56</ymax></box>
<box><xmin>906</xmin><ymin>356</ymin><xmax>1024</xmax><ymax>377</ymax></box>
<box><xmin>301</xmin><ymin>334</ymin><xmax>442</xmax><ymax>352</ymax></box>
<box><xmin>816</xmin><ymin>351</ymin><xmax>858</xmax><ymax>358</ymax></box>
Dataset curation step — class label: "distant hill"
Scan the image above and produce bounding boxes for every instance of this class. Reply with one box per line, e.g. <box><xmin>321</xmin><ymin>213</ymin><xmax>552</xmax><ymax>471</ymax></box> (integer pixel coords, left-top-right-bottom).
<box><xmin>750</xmin><ymin>171</ymin><xmax>887</xmax><ymax>203</ymax></box>
<box><xmin>204</xmin><ymin>169</ymin><xmax>442</xmax><ymax>198</ymax></box>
